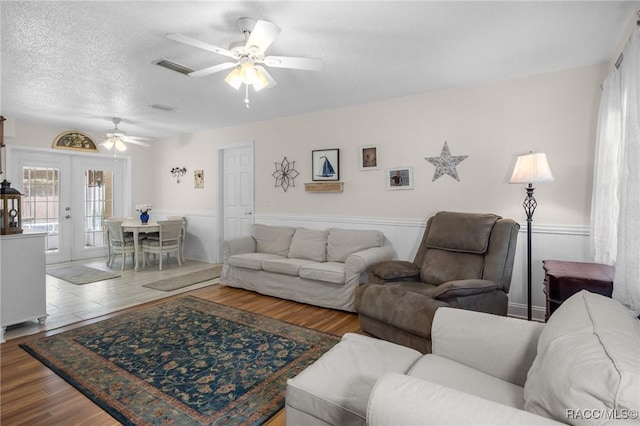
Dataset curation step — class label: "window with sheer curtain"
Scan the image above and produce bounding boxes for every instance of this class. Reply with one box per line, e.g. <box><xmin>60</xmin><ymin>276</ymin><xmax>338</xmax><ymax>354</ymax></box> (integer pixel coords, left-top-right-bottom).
<box><xmin>591</xmin><ymin>28</ymin><xmax>639</xmax><ymax>313</ymax></box>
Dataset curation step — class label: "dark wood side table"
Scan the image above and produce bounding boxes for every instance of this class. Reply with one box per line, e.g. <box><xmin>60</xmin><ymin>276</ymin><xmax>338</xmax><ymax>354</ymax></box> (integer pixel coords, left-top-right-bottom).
<box><xmin>542</xmin><ymin>260</ymin><xmax>614</xmax><ymax>321</ymax></box>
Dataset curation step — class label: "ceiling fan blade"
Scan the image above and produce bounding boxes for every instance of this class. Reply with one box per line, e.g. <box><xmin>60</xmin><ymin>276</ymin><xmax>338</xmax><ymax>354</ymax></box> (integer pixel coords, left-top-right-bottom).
<box><xmin>245</xmin><ymin>20</ymin><xmax>281</xmax><ymax>53</ymax></box>
<box><xmin>166</xmin><ymin>33</ymin><xmax>236</xmax><ymax>58</ymax></box>
<box><xmin>126</xmin><ymin>135</ymin><xmax>155</xmax><ymax>142</ymax></box>
<box><xmin>262</xmin><ymin>56</ymin><xmax>323</xmax><ymax>71</ymax></box>
<box><xmin>188</xmin><ymin>62</ymin><xmax>238</xmax><ymax>77</ymax></box>
<box><xmin>256</xmin><ymin>66</ymin><xmax>277</xmax><ymax>88</ymax></box>
<box><xmin>121</xmin><ymin>136</ymin><xmax>151</xmax><ymax>148</ymax></box>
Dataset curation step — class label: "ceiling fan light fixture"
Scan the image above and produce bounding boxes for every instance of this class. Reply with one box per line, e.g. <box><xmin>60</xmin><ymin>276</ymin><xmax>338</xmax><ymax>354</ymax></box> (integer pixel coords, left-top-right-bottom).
<box><xmin>240</xmin><ymin>61</ymin><xmax>257</xmax><ymax>84</ymax></box>
<box><xmin>103</xmin><ymin>136</ymin><xmax>127</xmax><ymax>152</ymax></box>
<box><xmin>225</xmin><ymin>67</ymin><xmax>243</xmax><ymax>90</ymax></box>
<box><xmin>101</xmin><ymin>139</ymin><xmax>115</xmax><ymax>150</ymax></box>
<box><xmin>114</xmin><ymin>138</ymin><xmax>127</xmax><ymax>152</ymax></box>
<box><xmin>253</xmin><ymin>68</ymin><xmax>270</xmax><ymax>91</ymax></box>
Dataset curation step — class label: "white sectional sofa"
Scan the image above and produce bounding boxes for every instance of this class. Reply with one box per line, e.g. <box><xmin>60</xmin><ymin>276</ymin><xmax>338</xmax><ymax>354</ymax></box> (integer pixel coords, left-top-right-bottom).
<box><xmin>286</xmin><ymin>290</ymin><xmax>640</xmax><ymax>425</ymax></box>
<box><xmin>220</xmin><ymin>224</ymin><xmax>395</xmax><ymax>312</ymax></box>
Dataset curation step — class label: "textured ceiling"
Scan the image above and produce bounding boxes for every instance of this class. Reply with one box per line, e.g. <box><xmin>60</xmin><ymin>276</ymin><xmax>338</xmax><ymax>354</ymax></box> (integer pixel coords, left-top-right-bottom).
<box><xmin>1</xmin><ymin>1</ymin><xmax>637</xmax><ymax>141</ymax></box>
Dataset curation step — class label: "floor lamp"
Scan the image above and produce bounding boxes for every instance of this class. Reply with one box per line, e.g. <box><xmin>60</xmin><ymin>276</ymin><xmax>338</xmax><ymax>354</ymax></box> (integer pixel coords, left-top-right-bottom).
<box><xmin>510</xmin><ymin>152</ymin><xmax>554</xmax><ymax>321</ymax></box>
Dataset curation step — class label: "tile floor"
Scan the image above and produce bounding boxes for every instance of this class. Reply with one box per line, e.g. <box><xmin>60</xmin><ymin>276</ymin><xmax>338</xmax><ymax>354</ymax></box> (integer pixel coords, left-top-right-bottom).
<box><xmin>3</xmin><ymin>257</ymin><xmax>219</xmax><ymax>342</ymax></box>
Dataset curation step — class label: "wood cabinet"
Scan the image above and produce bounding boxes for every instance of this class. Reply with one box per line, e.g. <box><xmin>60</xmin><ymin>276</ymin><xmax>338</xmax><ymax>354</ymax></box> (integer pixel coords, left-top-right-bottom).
<box><xmin>1</xmin><ymin>232</ymin><xmax>47</xmax><ymax>342</ymax></box>
<box><xmin>542</xmin><ymin>260</ymin><xmax>614</xmax><ymax>321</ymax></box>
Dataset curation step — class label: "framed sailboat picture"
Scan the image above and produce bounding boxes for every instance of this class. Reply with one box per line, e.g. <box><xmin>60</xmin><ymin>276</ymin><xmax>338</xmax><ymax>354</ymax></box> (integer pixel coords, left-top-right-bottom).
<box><xmin>312</xmin><ymin>149</ymin><xmax>340</xmax><ymax>181</ymax></box>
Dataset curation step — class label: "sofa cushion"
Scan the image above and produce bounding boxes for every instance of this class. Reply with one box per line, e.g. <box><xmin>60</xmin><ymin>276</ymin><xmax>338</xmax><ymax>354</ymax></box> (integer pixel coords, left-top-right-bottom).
<box><xmin>420</xmin><ymin>249</ymin><xmax>485</xmax><ymax>285</ymax></box>
<box><xmin>299</xmin><ymin>262</ymin><xmax>346</xmax><ymax>284</ymax></box>
<box><xmin>251</xmin><ymin>224</ymin><xmax>296</xmax><ymax>256</ymax></box>
<box><xmin>425</xmin><ymin>211</ymin><xmax>498</xmax><ymax>254</ymax></box>
<box><xmin>524</xmin><ymin>291</ymin><xmax>640</xmax><ymax>423</ymax></box>
<box><xmin>288</xmin><ymin>228</ymin><xmax>328</xmax><ymax>262</ymax></box>
<box><xmin>262</xmin><ymin>258</ymin><xmax>319</xmax><ymax>276</ymax></box>
<box><xmin>228</xmin><ymin>253</ymin><xmax>283</xmax><ymax>270</ymax></box>
<box><xmin>327</xmin><ymin>228</ymin><xmax>384</xmax><ymax>262</ymax></box>
<box><xmin>409</xmin><ymin>355</ymin><xmax>525</xmax><ymax>409</ymax></box>
<box><xmin>286</xmin><ymin>333</ymin><xmax>423</xmax><ymax>426</ymax></box>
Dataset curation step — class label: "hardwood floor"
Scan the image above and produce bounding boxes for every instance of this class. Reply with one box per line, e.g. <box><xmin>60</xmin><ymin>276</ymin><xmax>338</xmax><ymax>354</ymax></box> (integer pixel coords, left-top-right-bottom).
<box><xmin>1</xmin><ymin>276</ymin><xmax>361</xmax><ymax>425</ymax></box>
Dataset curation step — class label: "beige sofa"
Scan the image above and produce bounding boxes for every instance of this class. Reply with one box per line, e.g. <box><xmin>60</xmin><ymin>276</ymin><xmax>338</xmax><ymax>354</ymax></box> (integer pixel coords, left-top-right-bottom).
<box><xmin>286</xmin><ymin>291</ymin><xmax>640</xmax><ymax>425</ymax></box>
<box><xmin>220</xmin><ymin>224</ymin><xmax>395</xmax><ymax>312</ymax></box>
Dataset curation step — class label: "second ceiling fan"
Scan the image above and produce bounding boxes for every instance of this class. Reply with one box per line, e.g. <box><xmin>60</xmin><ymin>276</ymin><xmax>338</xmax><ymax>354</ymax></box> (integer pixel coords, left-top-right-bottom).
<box><xmin>164</xmin><ymin>17</ymin><xmax>322</xmax><ymax>106</ymax></box>
<box><xmin>101</xmin><ymin>118</ymin><xmax>153</xmax><ymax>152</ymax></box>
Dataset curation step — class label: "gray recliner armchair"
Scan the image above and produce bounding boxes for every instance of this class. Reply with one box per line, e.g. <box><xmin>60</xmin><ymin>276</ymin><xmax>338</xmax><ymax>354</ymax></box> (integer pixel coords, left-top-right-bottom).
<box><xmin>355</xmin><ymin>211</ymin><xmax>520</xmax><ymax>353</ymax></box>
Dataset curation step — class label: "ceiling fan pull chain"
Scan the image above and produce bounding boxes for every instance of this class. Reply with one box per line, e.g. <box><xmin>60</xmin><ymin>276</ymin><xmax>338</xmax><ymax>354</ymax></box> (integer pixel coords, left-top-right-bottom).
<box><xmin>244</xmin><ymin>84</ymin><xmax>250</xmax><ymax>109</ymax></box>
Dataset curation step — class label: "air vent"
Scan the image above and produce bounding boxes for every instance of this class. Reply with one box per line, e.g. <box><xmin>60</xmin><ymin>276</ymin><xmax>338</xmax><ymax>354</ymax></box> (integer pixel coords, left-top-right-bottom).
<box><xmin>155</xmin><ymin>59</ymin><xmax>194</xmax><ymax>75</ymax></box>
<box><xmin>149</xmin><ymin>104</ymin><xmax>177</xmax><ymax>112</ymax></box>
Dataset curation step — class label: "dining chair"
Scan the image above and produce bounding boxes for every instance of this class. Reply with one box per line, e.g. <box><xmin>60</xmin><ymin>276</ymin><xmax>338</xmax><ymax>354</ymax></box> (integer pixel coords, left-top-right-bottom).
<box><xmin>167</xmin><ymin>215</ymin><xmax>187</xmax><ymax>263</ymax></box>
<box><xmin>104</xmin><ymin>217</ymin><xmax>135</xmax><ymax>266</ymax></box>
<box><xmin>104</xmin><ymin>220</ymin><xmax>143</xmax><ymax>270</ymax></box>
<box><xmin>141</xmin><ymin>220</ymin><xmax>183</xmax><ymax>270</ymax></box>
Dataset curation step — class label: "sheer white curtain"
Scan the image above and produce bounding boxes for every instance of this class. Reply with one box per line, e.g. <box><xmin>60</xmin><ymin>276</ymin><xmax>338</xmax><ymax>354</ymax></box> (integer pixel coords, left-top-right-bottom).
<box><xmin>591</xmin><ymin>28</ymin><xmax>640</xmax><ymax>313</ymax></box>
<box><xmin>590</xmin><ymin>67</ymin><xmax>620</xmax><ymax>266</ymax></box>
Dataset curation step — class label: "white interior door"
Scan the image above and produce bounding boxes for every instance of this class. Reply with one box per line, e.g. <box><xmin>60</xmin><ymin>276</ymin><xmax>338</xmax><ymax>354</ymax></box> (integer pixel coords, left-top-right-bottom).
<box><xmin>9</xmin><ymin>148</ymin><xmax>127</xmax><ymax>264</ymax></box>
<box><xmin>219</xmin><ymin>144</ymin><xmax>254</xmax><ymax>244</ymax></box>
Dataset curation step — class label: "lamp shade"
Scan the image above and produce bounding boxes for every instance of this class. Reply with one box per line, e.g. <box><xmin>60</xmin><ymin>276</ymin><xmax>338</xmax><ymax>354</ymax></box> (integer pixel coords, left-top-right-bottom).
<box><xmin>225</xmin><ymin>67</ymin><xmax>243</xmax><ymax>90</ymax></box>
<box><xmin>114</xmin><ymin>138</ymin><xmax>127</xmax><ymax>152</ymax></box>
<box><xmin>252</xmin><ymin>69</ymin><xmax>270</xmax><ymax>91</ymax></box>
<box><xmin>101</xmin><ymin>139</ymin><xmax>115</xmax><ymax>150</ymax></box>
<box><xmin>509</xmin><ymin>152</ymin><xmax>554</xmax><ymax>184</ymax></box>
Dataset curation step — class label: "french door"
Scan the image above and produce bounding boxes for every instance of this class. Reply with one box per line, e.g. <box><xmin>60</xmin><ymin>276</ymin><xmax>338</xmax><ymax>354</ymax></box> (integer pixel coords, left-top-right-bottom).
<box><xmin>9</xmin><ymin>149</ymin><xmax>127</xmax><ymax>264</ymax></box>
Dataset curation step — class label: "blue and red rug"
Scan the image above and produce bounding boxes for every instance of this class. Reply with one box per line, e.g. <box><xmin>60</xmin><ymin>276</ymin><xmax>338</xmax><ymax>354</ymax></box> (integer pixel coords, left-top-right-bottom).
<box><xmin>21</xmin><ymin>296</ymin><xmax>339</xmax><ymax>425</ymax></box>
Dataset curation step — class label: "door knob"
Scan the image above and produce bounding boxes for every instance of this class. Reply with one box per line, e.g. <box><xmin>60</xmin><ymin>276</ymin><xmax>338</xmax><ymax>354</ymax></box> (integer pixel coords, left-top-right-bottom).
<box><xmin>65</xmin><ymin>215</ymin><xmax>71</xmax><ymax>219</ymax></box>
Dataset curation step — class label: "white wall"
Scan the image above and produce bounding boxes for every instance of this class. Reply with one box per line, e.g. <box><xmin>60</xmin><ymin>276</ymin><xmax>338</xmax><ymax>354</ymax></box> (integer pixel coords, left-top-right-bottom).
<box><xmin>155</xmin><ymin>63</ymin><xmax>606</xmax><ymax>226</ymax></box>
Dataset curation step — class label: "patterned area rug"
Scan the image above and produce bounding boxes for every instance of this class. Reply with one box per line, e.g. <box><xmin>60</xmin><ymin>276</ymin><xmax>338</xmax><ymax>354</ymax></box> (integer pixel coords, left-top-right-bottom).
<box><xmin>142</xmin><ymin>264</ymin><xmax>222</xmax><ymax>291</ymax></box>
<box><xmin>46</xmin><ymin>265</ymin><xmax>121</xmax><ymax>284</ymax></box>
<box><xmin>21</xmin><ymin>296</ymin><xmax>338</xmax><ymax>425</ymax></box>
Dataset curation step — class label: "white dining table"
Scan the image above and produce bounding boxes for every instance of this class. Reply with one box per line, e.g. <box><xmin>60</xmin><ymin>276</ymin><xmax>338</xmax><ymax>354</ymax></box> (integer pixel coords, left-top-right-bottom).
<box><xmin>121</xmin><ymin>220</ymin><xmax>159</xmax><ymax>270</ymax></box>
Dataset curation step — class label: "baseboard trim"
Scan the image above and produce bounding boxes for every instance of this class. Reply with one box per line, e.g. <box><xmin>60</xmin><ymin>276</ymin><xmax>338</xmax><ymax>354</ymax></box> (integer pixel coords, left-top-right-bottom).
<box><xmin>508</xmin><ymin>302</ymin><xmax>546</xmax><ymax>322</ymax></box>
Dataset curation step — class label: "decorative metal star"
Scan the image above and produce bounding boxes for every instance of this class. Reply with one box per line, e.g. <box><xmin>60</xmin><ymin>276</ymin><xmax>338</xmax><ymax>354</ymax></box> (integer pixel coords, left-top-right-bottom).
<box><xmin>272</xmin><ymin>157</ymin><xmax>300</xmax><ymax>192</ymax></box>
<box><xmin>425</xmin><ymin>141</ymin><xmax>468</xmax><ymax>182</ymax></box>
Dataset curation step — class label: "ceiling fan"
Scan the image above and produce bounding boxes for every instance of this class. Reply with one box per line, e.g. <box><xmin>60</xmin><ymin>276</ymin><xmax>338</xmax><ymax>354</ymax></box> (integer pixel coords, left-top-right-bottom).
<box><xmin>101</xmin><ymin>118</ymin><xmax>153</xmax><ymax>152</ymax></box>
<box><xmin>163</xmin><ymin>17</ymin><xmax>323</xmax><ymax>106</ymax></box>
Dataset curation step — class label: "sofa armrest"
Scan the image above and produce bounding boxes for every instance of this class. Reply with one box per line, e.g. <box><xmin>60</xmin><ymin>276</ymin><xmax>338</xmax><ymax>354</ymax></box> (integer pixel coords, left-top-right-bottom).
<box><xmin>432</xmin><ymin>279</ymin><xmax>497</xmax><ymax>300</ymax></box>
<box><xmin>220</xmin><ymin>236</ymin><xmax>256</xmax><ymax>264</ymax></box>
<box><xmin>344</xmin><ymin>245</ymin><xmax>396</xmax><ymax>280</ymax></box>
<box><xmin>368</xmin><ymin>260</ymin><xmax>420</xmax><ymax>283</ymax></box>
<box><xmin>367</xmin><ymin>374</ymin><xmax>563</xmax><ymax>426</ymax></box>
<box><xmin>431</xmin><ymin>308</ymin><xmax>545</xmax><ymax>386</ymax></box>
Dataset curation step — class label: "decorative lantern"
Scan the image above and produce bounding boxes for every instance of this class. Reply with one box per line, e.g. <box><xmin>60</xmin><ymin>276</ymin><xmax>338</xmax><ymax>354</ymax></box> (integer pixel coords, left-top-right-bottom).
<box><xmin>1</xmin><ymin>179</ymin><xmax>23</xmax><ymax>235</ymax></box>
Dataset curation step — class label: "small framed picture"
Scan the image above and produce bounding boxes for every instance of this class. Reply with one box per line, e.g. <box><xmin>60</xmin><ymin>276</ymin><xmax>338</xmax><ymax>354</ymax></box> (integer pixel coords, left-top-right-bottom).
<box><xmin>359</xmin><ymin>145</ymin><xmax>379</xmax><ymax>171</ymax></box>
<box><xmin>194</xmin><ymin>170</ymin><xmax>204</xmax><ymax>189</ymax></box>
<box><xmin>386</xmin><ymin>167</ymin><xmax>414</xmax><ymax>190</ymax></box>
<box><xmin>312</xmin><ymin>149</ymin><xmax>340</xmax><ymax>181</ymax></box>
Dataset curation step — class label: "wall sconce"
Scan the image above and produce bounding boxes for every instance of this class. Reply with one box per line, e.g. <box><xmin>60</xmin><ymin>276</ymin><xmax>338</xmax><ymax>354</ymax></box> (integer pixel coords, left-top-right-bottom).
<box><xmin>171</xmin><ymin>167</ymin><xmax>187</xmax><ymax>183</ymax></box>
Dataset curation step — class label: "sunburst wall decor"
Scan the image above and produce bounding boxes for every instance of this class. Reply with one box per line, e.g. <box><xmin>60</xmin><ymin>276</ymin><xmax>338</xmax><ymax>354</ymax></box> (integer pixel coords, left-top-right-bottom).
<box><xmin>272</xmin><ymin>157</ymin><xmax>300</xmax><ymax>192</ymax></box>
